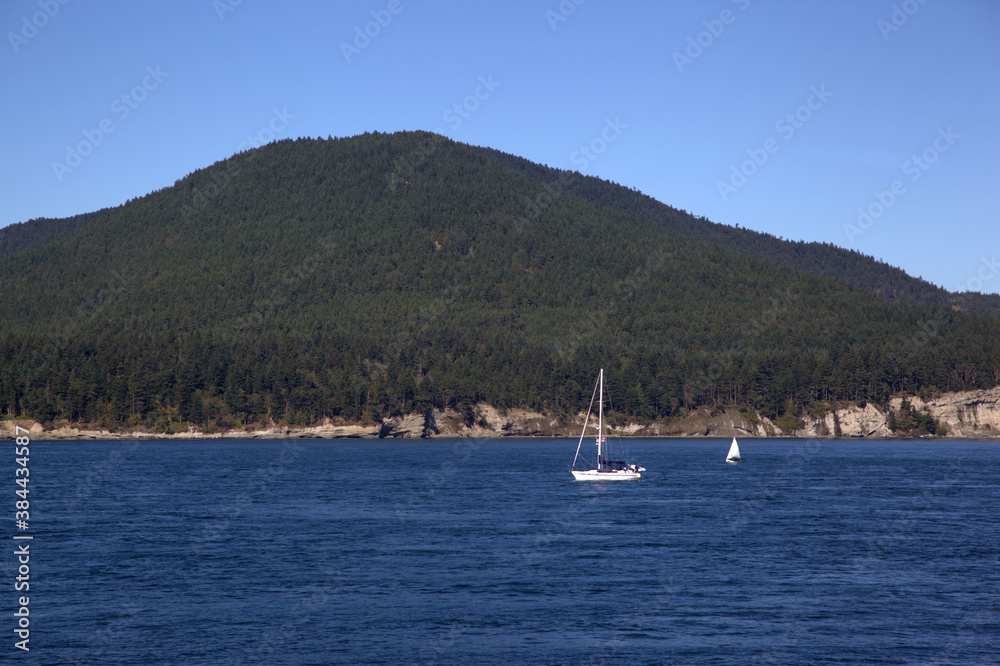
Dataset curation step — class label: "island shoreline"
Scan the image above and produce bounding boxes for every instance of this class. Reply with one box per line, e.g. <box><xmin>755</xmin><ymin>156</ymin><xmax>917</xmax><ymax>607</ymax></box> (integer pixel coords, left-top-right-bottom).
<box><xmin>6</xmin><ymin>387</ymin><xmax>998</xmax><ymax>441</ymax></box>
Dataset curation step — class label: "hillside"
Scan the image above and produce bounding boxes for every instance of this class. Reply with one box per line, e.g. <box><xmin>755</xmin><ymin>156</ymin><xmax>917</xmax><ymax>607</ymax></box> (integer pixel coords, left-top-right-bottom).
<box><xmin>6</xmin><ymin>135</ymin><xmax>999</xmax><ymax>316</ymax></box>
<box><xmin>1</xmin><ymin>131</ymin><xmax>998</xmax><ymax>433</ymax></box>
<box><xmin>481</xmin><ymin>146</ymin><xmax>1000</xmax><ymax>317</ymax></box>
<box><xmin>0</xmin><ymin>209</ymin><xmax>107</xmax><ymax>259</ymax></box>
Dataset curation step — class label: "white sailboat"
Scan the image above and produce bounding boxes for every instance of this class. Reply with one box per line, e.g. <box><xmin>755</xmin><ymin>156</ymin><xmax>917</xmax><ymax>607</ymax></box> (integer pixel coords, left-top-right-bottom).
<box><xmin>570</xmin><ymin>369</ymin><xmax>645</xmax><ymax>480</ymax></box>
<box><xmin>726</xmin><ymin>437</ymin><xmax>742</xmax><ymax>464</ymax></box>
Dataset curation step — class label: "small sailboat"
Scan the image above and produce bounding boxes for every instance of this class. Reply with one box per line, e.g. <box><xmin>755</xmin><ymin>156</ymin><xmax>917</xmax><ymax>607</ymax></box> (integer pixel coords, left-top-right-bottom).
<box><xmin>570</xmin><ymin>369</ymin><xmax>645</xmax><ymax>480</ymax></box>
<box><xmin>726</xmin><ymin>437</ymin><xmax>742</xmax><ymax>464</ymax></box>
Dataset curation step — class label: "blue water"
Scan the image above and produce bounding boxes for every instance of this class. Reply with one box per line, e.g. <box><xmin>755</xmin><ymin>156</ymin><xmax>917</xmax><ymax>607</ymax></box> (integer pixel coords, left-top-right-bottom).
<box><xmin>11</xmin><ymin>438</ymin><xmax>1000</xmax><ymax>664</ymax></box>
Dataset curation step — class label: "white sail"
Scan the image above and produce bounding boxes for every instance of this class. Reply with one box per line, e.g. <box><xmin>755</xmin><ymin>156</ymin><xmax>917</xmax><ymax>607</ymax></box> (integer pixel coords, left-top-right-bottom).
<box><xmin>726</xmin><ymin>437</ymin><xmax>741</xmax><ymax>463</ymax></box>
<box><xmin>570</xmin><ymin>369</ymin><xmax>644</xmax><ymax>480</ymax></box>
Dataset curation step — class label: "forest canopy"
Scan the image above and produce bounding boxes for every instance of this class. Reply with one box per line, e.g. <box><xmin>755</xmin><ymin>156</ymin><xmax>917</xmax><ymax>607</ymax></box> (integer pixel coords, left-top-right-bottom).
<box><xmin>1</xmin><ymin>131</ymin><xmax>998</xmax><ymax>431</ymax></box>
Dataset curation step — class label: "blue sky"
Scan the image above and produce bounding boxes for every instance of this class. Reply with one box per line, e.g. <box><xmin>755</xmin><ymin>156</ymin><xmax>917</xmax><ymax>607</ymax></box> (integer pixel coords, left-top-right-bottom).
<box><xmin>3</xmin><ymin>0</ymin><xmax>999</xmax><ymax>294</ymax></box>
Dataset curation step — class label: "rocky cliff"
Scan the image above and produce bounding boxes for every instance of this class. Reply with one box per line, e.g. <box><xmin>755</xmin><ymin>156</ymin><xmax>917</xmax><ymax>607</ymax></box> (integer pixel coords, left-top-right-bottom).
<box><xmin>890</xmin><ymin>387</ymin><xmax>1000</xmax><ymax>437</ymax></box>
<box><xmin>4</xmin><ymin>388</ymin><xmax>999</xmax><ymax>440</ymax></box>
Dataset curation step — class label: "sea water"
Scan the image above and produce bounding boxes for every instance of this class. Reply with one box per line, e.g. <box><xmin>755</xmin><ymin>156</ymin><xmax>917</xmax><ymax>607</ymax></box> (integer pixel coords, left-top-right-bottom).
<box><xmin>13</xmin><ymin>438</ymin><xmax>1000</xmax><ymax>664</ymax></box>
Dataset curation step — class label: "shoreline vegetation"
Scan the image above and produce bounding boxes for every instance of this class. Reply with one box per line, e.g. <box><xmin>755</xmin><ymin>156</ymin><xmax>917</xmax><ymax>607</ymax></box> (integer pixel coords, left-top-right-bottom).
<box><xmin>5</xmin><ymin>387</ymin><xmax>998</xmax><ymax>442</ymax></box>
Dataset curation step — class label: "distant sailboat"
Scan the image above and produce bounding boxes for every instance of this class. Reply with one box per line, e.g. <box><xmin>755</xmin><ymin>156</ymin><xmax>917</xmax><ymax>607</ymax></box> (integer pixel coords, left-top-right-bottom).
<box><xmin>570</xmin><ymin>369</ymin><xmax>645</xmax><ymax>480</ymax></box>
<box><xmin>726</xmin><ymin>437</ymin><xmax>742</xmax><ymax>464</ymax></box>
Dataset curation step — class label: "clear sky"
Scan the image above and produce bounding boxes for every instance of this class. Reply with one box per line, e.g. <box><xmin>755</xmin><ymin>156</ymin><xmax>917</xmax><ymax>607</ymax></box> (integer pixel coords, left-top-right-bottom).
<box><xmin>3</xmin><ymin>0</ymin><xmax>998</xmax><ymax>294</ymax></box>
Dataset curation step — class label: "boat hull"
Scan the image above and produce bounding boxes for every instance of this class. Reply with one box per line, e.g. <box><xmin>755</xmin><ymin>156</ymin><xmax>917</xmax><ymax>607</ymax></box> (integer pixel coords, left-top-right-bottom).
<box><xmin>571</xmin><ymin>469</ymin><xmax>641</xmax><ymax>480</ymax></box>
<box><xmin>726</xmin><ymin>458</ymin><xmax>741</xmax><ymax>464</ymax></box>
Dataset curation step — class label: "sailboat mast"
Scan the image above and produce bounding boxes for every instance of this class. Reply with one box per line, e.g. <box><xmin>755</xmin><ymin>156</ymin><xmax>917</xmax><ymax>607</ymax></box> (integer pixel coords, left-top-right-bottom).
<box><xmin>597</xmin><ymin>368</ymin><xmax>603</xmax><ymax>470</ymax></box>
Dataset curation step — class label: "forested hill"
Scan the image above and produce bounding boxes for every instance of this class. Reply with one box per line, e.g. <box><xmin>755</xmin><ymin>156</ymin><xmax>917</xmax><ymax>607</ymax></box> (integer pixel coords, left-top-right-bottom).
<box><xmin>479</xmin><ymin>146</ymin><xmax>1000</xmax><ymax>317</ymax></box>
<box><xmin>4</xmin><ymin>131</ymin><xmax>997</xmax><ymax>313</ymax></box>
<box><xmin>1</xmin><ymin>131</ymin><xmax>998</xmax><ymax>432</ymax></box>
<box><xmin>0</xmin><ymin>209</ymin><xmax>108</xmax><ymax>259</ymax></box>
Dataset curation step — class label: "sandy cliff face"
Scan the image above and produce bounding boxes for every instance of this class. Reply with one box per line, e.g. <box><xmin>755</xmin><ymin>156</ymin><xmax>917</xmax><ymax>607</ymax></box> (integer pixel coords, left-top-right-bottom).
<box><xmin>890</xmin><ymin>387</ymin><xmax>1000</xmax><ymax>437</ymax></box>
<box><xmin>6</xmin><ymin>387</ymin><xmax>999</xmax><ymax>440</ymax></box>
<box><xmin>792</xmin><ymin>389</ymin><xmax>1000</xmax><ymax>438</ymax></box>
<box><xmin>797</xmin><ymin>404</ymin><xmax>892</xmax><ymax>439</ymax></box>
